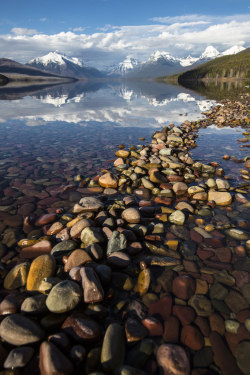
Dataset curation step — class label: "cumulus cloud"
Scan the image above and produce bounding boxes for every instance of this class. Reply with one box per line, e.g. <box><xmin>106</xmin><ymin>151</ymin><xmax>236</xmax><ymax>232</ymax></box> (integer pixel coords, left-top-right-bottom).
<box><xmin>2</xmin><ymin>14</ymin><xmax>250</xmax><ymax>68</ymax></box>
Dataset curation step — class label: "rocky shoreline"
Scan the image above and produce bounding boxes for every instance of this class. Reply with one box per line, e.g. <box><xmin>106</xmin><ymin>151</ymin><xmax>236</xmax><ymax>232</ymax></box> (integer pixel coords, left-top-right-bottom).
<box><xmin>0</xmin><ymin>94</ymin><xmax>249</xmax><ymax>374</ymax></box>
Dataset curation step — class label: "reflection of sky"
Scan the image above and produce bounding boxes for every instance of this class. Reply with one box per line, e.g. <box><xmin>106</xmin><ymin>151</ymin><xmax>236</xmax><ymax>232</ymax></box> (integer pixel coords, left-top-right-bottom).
<box><xmin>0</xmin><ymin>82</ymin><xmax>215</xmax><ymax>128</ymax></box>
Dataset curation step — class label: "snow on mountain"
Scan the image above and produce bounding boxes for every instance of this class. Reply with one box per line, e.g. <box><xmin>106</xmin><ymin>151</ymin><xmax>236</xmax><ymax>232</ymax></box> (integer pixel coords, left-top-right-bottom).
<box><xmin>179</xmin><ymin>55</ymin><xmax>199</xmax><ymax>67</ymax></box>
<box><xmin>108</xmin><ymin>56</ymin><xmax>139</xmax><ymax>75</ymax></box>
<box><xmin>148</xmin><ymin>50</ymin><xmax>177</xmax><ymax>63</ymax></box>
<box><xmin>222</xmin><ymin>45</ymin><xmax>246</xmax><ymax>56</ymax></box>
<box><xmin>199</xmin><ymin>46</ymin><xmax>220</xmax><ymax>60</ymax></box>
<box><xmin>28</xmin><ymin>52</ymin><xmax>103</xmax><ymax>79</ymax></box>
<box><xmin>29</xmin><ymin>52</ymin><xmax>83</xmax><ymax>67</ymax></box>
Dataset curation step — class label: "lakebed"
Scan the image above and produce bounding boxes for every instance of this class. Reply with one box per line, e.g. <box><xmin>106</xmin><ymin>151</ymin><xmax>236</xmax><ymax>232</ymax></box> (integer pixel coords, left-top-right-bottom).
<box><xmin>0</xmin><ymin>86</ymin><xmax>249</xmax><ymax>374</ymax></box>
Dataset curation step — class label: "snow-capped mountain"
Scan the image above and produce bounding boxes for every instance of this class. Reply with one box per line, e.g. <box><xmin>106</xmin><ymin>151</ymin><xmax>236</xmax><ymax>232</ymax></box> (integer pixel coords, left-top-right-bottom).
<box><xmin>179</xmin><ymin>55</ymin><xmax>199</xmax><ymax>67</ymax></box>
<box><xmin>222</xmin><ymin>45</ymin><xmax>245</xmax><ymax>56</ymax></box>
<box><xmin>199</xmin><ymin>46</ymin><xmax>220</xmax><ymax>60</ymax></box>
<box><xmin>147</xmin><ymin>51</ymin><xmax>178</xmax><ymax>63</ymax></box>
<box><xmin>30</xmin><ymin>52</ymin><xmax>83</xmax><ymax>67</ymax></box>
<box><xmin>28</xmin><ymin>52</ymin><xmax>104</xmax><ymax>79</ymax></box>
<box><xmin>108</xmin><ymin>57</ymin><xmax>139</xmax><ymax>76</ymax></box>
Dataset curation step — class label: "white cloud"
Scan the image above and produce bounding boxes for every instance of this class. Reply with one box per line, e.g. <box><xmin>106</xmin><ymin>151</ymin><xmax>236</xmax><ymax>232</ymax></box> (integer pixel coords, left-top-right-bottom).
<box><xmin>40</xmin><ymin>18</ymin><xmax>48</xmax><ymax>22</ymax></box>
<box><xmin>11</xmin><ymin>27</ymin><xmax>38</xmax><ymax>36</ymax></box>
<box><xmin>2</xmin><ymin>14</ymin><xmax>250</xmax><ymax>68</ymax></box>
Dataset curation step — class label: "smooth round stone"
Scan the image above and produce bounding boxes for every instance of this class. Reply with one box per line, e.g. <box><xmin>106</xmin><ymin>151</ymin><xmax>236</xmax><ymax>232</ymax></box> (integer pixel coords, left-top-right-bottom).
<box><xmin>206</xmin><ymin>178</ymin><xmax>216</xmax><ymax>188</ymax></box>
<box><xmin>64</xmin><ymin>249</ymin><xmax>92</xmax><ymax>272</ymax></box>
<box><xmin>4</xmin><ymin>262</ymin><xmax>29</xmax><ymax>290</ymax></box>
<box><xmin>169</xmin><ymin>210</ymin><xmax>185</xmax><ymax>225</ymax></box>
<box><xmin>116</xmin><ymin>150</ymin><xmax>130</xmax><ymax>158</ymax></box>
<box><xmin>175</xmin><ymin>201</ymin><xmax>194</xmax><ymax>213</ymax></box>
<box><xmin>173</xmin><ymin>182</ymin><xmax>188</xmax><ymax>196</ymax></box>
<box><xmin>208</xmin><ymin>191</ymin><xmax>232</xmax><ymax>206</ymax></box>
<box><xmin>134</xmin><ymin>268</ymin><xmax>151</xmax><ymax>296</ymax></box>
<box><xmin>46</xmin><ymin>280</ymin><xmax>82</xmax><ymax>313</ymax></box>
<box><xmin>70</xmin><ymin>219</ymin><xmax>92</xmax><ymax>238</ymax></box>
<box><xmin>26</xmin><ymin>254</ymin><xmax>56</xmax><ymax>292</ymax></box>
<box><xmin>216</xmin><ymin>178</ymin><xmax>230</xmax><ymax>190</ymax></box>
<box><xmin>156</xmin><ymin>344</ymin><xmax>190</xmax><ymax>375</ymax></box>
<box><xmin>121</xmin><ymin>208</ymin><xmax>141</xmax><ymax>224</ymax></box>
<box><xmin>172</xmin><ymin>275</ymin><xmax>195</xmax><ymax>300</ymax></box>
<box><xmin>51</xmin><ymin>240</ymin><xmax>77</xmax><ymax>256</ymax></box>
<box><xmin>20</xmin><ymin>240</ymin><xmax>52</xmax><ymax>259</ymax></box>
<box><xmin>4</xmin><ymin>346</ymin><xmax>34</xmax><ymax>369</ymax></box>
<box><xmin>141</xmin><ymin>316</ymin><xmax>163</xmax><ymax>336</ymax></box>
<box><xmin>181</xmin><ymin>325</ymin><xmax>204</xmax><ymax>351</ymax></box>
<box><xmin>188</xmin><ymin>186</ymin><xmax>204</xmax><ymax>195</ymax></box>
<box><xmin>47</xmin><ymin>221</ymin><xmax>64</xmax><ymax>235</ymax></box>
<box><xmin>80</xmin><ymin>227</ymin><xmax>105</xmax><ymax>247</ymax></box>
<box><xmin>21</xmin><ymin>295</ymin><xmax>47</xmax><ymax>314</ymax></box>
<box><xmin>101</xmin><ymin>323</ymin><xmax>125</xmax><ymax>373</ymax></box>
<box><xmin>141</xmin><ymin>177</ymin><xmax>154</xmax><ymax>190</ymax></box>
<box><xmin>99</xmin><ymin>172</ymin><xmax>118</xmax><ymax>188</ymax></box>
<box><xmin>225</xmin><ymin>320</ymin><xmax>240</xmax><ymax>334</ymax></box>
<box><xmin>107</xmin><ymin>251</ymin><xmax>130</xmax><ymax>268</ymax></box>
<box><xmin>107</xmin><ymin>230</ymin><xmax>127</xmax><ymax>255</ymax></box>
<box><xmin>0</xmin><ymin>314</ymin><xmax>44</xmax><ymax>346</ymax></box>
<box><xmin>225</xmin><ymin>290</ymin><xmax>249</xmax><ymax>313</ymax></box>
<box><xmin>35</xmin><ymin>213</ymin><xmax>58</xmax><ymax>226</ymax></box>
<box><xmin>188</xmin><ymin>295</ymin><xmax>214</xmax><ymax>317</ymax></box>
<box><xmin>242</xmin><ymin>284</ymin><xmax>250</xmax><ymax>304</ymax></box>
<box><xmin>39</xmin><ymin>341</ymin><xmax>73</xmax><ymax>375</ymax></box>
<box><xmin>62</xmin><ymin>313</ymin><xmax>101</xmax><ymax>342</ymax></box>
<box><xmin>225</xmin><ymin>228</ymin><xmax>249</xmax><ymax>241</ymax></box>
<box><xmin>78</xmin><ymin>196</ymin><xmax>104</xmax><ymax>212</ymax></box>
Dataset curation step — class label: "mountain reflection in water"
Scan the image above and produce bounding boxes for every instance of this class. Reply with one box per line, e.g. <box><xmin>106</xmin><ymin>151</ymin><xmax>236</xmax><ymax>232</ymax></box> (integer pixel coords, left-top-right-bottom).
<box><xmin>0</xmin><ymin>80</ymin><xmax>215</xmax><ymax>127</ymax></box>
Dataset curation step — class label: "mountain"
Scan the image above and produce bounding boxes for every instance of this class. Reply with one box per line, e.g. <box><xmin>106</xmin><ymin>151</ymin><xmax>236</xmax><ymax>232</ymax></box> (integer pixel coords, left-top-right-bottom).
<box><xmin>177</xmin><ymin>47</ymin><xmax>250</xmax><ymax>83</ymax></box>
<box><xmin>28</xmin><ymin>52</ymin><xmax>104</xmax><ymax>79</ymax></box>
<box><xmin>0</xmin><ymin>58</ymin><xmax>71</xmax><ymax>79</ymax></box>
<box><xmin>107</xmin><ymin>45</ymin><xmax>247</xmax><ymax>78</ymax></box>
<box><xmin>108</xmin><ymin>56</ymin><xmax>139</xmax><ymax>76</ymax></box>
<box><xmin>222</xmin><ymin>45</ymin><xmax>246</xmax><ymax>56</ymax></box>
<box><xmin>120</xmin><ymin>51</ymin><xmax>183</xmax><ymax>79</ymax></box>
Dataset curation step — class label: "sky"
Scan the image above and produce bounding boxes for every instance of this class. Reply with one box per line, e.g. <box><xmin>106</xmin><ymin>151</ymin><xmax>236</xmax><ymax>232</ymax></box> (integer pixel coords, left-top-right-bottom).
<box><xmin>0</xmin><ymin>0</ymin><xmax>249</xmax><ymax>68</ymax></box>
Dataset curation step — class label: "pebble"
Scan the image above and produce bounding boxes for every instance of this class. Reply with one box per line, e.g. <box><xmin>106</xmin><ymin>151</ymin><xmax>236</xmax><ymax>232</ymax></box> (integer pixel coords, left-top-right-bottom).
<box><xmin>0</xmin><ymin>314</ymin><xmax>44</xmax><ymax>346</ymax></box>
<box><xmin>64</xmin><ymin>249</ymin><xmax>92</xmax><ymax>272</ymax></box>
<box><xmin>46</xmin><ymin>280</ymin><xmax>82</xmax><ymax>313</ymax></box>
<box><xmin>4</xmin><ymin>346</ymin><xmax>34</xmax><ymax>369</ymax></box>
<box><xmin>62</xmin><ymin>313</ymin><xmax>101</xmax><ymax>342</ymax></box>
<box><xmin>26</xmin><ymin>254</ymin><xmax>56</xmax><ymax>291</ymax></box>
<box><xmin>101</xmin><ymin>323</ymin><xmax>125</xmax><ymax>372</ymax></box>
<box><xmin>39</xmin><ymin>341</ymin><xmax>73</xmax><ymax>375</ymax></box>
<box><xmin>80</xmin><ymin>267</ymin><xmax>104</xmax><ymax>303</ymax></box>
<box><xmin>156</xmin><ymin>344</ymin><xmax>190</xmax><ymax>375</ymax></box>
<box><xmin>4</xmin><ymin>262</ymin><xmax>29</xmax><ymax>290</ymax></box>
<box><xmin>172</xmin><ymin>275</ymin><xmax>196</xmax><ymax>300</ymax></box>
<box><xmin>121</xmin><ymin>208</ymin><xmax>141</xmax><ymax>224</ymax></box>
<box><xmin>208</xmin><ymin>191</ymin><xmax>232</xmax><ymax>206</ymax></box>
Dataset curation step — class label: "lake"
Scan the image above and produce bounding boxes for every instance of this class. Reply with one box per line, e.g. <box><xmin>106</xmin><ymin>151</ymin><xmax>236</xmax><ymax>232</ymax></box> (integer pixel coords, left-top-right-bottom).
<box><xmin>0</xmin><ymin>79</ymin><xmax>250</xmax><ymax>374</ymax></box>
<box><xmin>0</xmin><ymin>80</ymin><xmax>248</xmax><ymax>204</ymax></box>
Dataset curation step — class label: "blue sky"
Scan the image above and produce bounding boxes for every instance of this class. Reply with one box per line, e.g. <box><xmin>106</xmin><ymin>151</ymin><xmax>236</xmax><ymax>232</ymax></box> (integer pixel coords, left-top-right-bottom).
<box><xmin>1</xmin><ymin>0</ymin><xmax>249</xmax><ymax>34</ymax></box>
<box><xmin>0</xmin><ymin>0</ymin><xmax>249</xmax><ymax>67</ymax></box>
